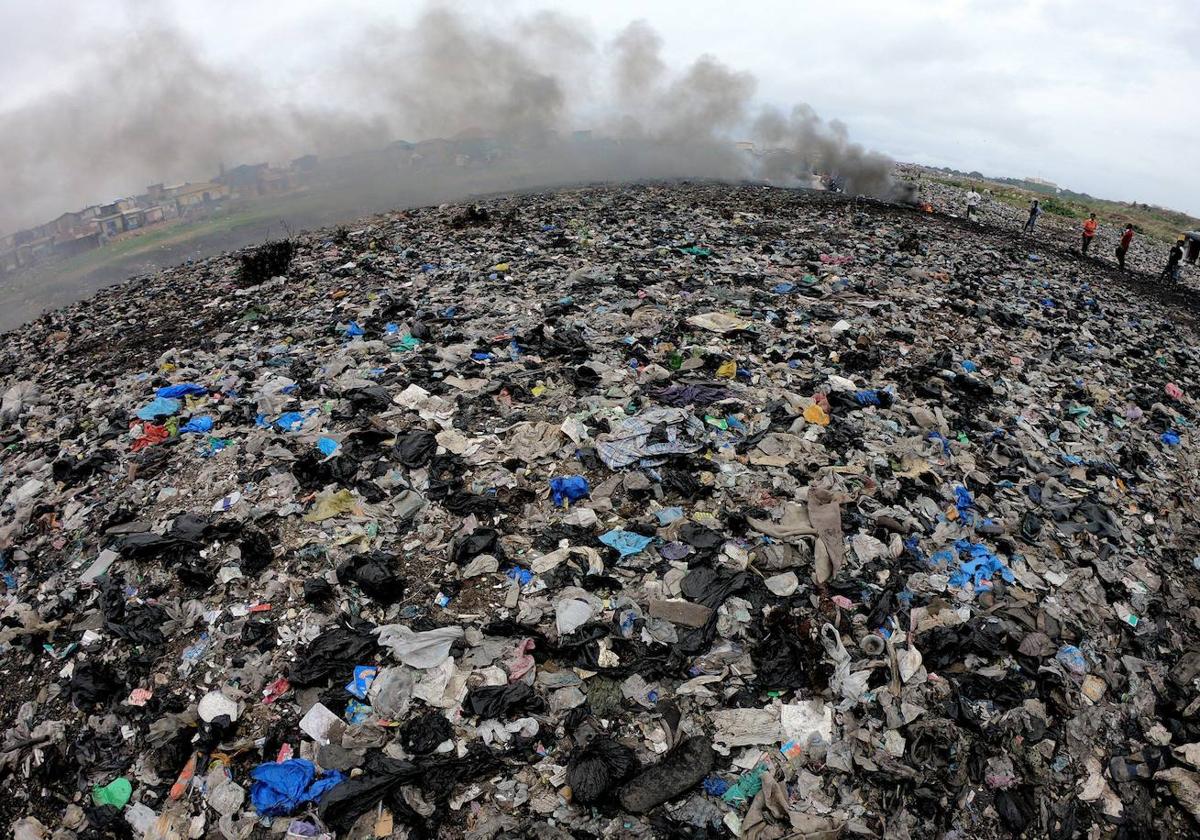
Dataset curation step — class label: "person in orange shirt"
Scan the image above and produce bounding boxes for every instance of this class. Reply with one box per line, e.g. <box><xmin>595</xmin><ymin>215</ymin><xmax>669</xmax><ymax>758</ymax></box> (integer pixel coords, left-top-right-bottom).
<box><xmin>1081</xmin><ymin>213</ymin><xmax>1098</xmax><ymax>255</ymax></box>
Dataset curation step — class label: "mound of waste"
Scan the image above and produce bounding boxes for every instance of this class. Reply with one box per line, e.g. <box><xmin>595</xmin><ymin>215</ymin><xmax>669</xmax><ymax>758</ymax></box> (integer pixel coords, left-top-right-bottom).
<box><xmin>2</xmin><ymin>183</ymin><xmax>1200</xmax><ymax>839</ymax></box>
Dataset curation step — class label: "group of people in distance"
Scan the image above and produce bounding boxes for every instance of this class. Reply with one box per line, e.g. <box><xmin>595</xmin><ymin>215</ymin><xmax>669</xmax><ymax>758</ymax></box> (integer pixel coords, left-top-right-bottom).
<box><xmin>988</xmin><ymin>194</ymin><xmax>1189</xmax><ymax>282</ymax></box>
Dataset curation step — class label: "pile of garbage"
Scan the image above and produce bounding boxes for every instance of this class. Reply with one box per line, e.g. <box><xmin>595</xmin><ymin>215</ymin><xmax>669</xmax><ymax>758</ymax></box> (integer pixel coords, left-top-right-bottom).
<box><xmin>2</xmin><ymin>182</ymin><xmax>1200</xmax><ymax>839</ymax></box>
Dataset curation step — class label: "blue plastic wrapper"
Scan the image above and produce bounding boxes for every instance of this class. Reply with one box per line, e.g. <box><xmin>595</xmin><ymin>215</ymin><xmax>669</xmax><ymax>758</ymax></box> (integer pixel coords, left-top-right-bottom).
<box><xmin>345</xmin><ymin>665</ymin><xmax>377</xmax><ymax>700</ymax></box>
<box><xmin>249</xmin><ymin>759</ymin><xmax>345</xmax><ymax>817</ymax></box>
<box><xmin>599</xmin><ymin>529</ymin><xmax>654</xmax><ymax>557</ymax></box>
<box><xmin>135</xmin><ymin>397</ymin><xmax>181</xmax><ymax>421</ymax></box>
<box><xmin>1055</xmin><ymin>644</ymin><xmax>1088</xmax><ymax>675</ymax></box>
<box><xmin>180</xmin><ymin>416</ymin><xmax>214</xmax><ymax>434</ymax></box>
<box><xmin>506</xmin><ymin>567</ymin><xmax>534</xmax><ymax>586</ymax></box>
<box><xmin>156</xmin><ymin>383</ymin><xmax>208</xmax><ymax>399</ymax></box>
<box><xmin>549</xmin><ymin>475</ymin><xmax>590</xmax><ymax>506</ymax></box>
<box><xmin>345</xmin><ymin>699</ymin><xmax>370</xmax><ymax>724</ymax></box>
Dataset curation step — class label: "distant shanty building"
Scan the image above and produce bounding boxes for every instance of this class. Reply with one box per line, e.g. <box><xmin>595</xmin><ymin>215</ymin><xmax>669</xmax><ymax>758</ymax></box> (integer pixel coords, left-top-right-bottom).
<box><xmin>168</xmin><ymin>182</ymin><xmax>229</xmax><ymax>217</ymax></box>
<box><xmin>55</xmin><ymin>230</ymin><xmax>103</xmax><ymax>258</ymax></box>
<box><xmin>218</xmin><ymin>163</ymin><xmax>294</xmax><ymax>198</ymax></box>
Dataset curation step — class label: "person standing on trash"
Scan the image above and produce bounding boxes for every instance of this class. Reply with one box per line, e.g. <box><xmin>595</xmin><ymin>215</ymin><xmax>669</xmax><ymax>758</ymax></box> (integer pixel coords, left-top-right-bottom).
<box><xmin>1164</xmin><ymin>238</ymin><xmax>1185</xmax><ymax>282</ymax></box>
<box><xmin>1116</xmin><ymin>224</ymin><xmax>1134</xmax><ymax>271</ymax></box>
<box><xmin>1081</xmin><ymin>213</ymin><xmax>1098</xmax><ymax>255</ymax></box>
<box><xmin>1022</xmin><ymin>200</ymin><xmax>1042</xmax><ymax>234</ymax></box>
<box><xmin>965</xmin><ymin>189</ymin><xmax>982</xmax><ymax>223</ymax></box>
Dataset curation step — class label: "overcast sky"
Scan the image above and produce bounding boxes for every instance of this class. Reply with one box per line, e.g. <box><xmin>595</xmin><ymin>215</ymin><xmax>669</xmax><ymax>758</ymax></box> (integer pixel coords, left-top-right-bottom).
<box><xmin>2</xmin><ymin>0</ymin><xmax>1197</xmax><ymax>223</ymax></box>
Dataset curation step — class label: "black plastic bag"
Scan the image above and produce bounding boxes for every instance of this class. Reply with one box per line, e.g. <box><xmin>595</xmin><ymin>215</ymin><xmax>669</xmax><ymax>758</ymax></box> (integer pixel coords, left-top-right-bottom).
<box><xmin>99</xmin><ymin>575</ymin><xmax>168</xmax><ymax>646</ymax></box>
<box><xmin>240</xmin><ymin>618</ymin><xmax>276</xmax><ymax>651</ymax></box>
<box><xmin>680</xmin><ymin>567</ymin><xmax>748</xmax><ymax>610</ymax></box>
<box><xmin>289</xmin><ymin>621</ymin><xmax>377</xmax><ymax>686</ymax></box>
<box><xmin>994</xmin><ymin>787</ymin><xmax>1036</xmax><ymax>833</ymax></box>
<box><xmin>238</xmin><ymin>528</ymin><xmax>275</xmax><ymax>575</ymax></box>
<box><xmin>752</xmin><ymin>611</ymin><xmax>831</xmax><ymax>691</ymax></box>
<box><xmin>318</xmin><ymin>752</ymin><xmax>419</xmax><ymax>831</ymax></box>
<box><xmin>303</xmin><ymin>576</ymin><xmax>334</xmax><ymax>604</ymax></box>
<box><xmin>679</xmin><ymin>522</ymin><xmax>724</xmax><ymax>550</ymax></box>
<box><xmin>451</xmin><ymin>528</ymin><xmax>502</xmax><ymax>566</ymax></box>
<box><xmin>69</xmin><ymin>662</ymin><xmax>123</xmax><ymax>709</ymax></box>
<box><xmin>464</xmin><ymin>682</ymin><xmax>540</xmax><ymax>719</ymax></box>
<box><xmin>617</xmin><ymin>736</ymin><xmax>715</xmax><ymax>813</ymax></box>
<box><xmin>567</xmin><ymin>736</ymin><xmax>639</xmax><ymax>805</ymax></box>
<box><xmin>338</xmin><ymin>552</ymin><xmax>407</xmax><ymax>604</ymax></box>
<box><xmin>392</xmin><ymin>430</ymin><xmax>438</xmax><ymax>468</ymax></box>
<box><xmin>403</xmin><ymin>710</ymin><xmax>453</xmax><ymax>754</ymax></box>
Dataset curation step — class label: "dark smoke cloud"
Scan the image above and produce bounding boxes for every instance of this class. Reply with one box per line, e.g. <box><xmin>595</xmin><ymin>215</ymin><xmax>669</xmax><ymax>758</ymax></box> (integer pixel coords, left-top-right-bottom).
<box><xmin>0</xmin><ymin>6</ymin><xmax>904</xmax><ymax>233</ymax></box>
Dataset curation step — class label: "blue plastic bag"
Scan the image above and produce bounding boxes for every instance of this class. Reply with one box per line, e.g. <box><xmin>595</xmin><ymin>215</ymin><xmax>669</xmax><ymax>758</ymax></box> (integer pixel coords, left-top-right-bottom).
<box><xmin>275</xmin><ymin>412</ymin><xmax>305</xmax><ymax>432</ymax></box>
<box><xmin>249</xmin><ymin>759</ymin><xmax>344</xmax><ymax>817</ymax></box>
<box><xmin>599</xmin><ymin>529</ymin><xmax>654</xmax><ymax>557</ymax></box>
<box><xmin>136</xmin><ymin>397</ymin><xmax>181</xmax><ymax>421</ymax></box>
<box><xmin>549</xmin><ymin>476</ymin><xmax>590</xmax><ymax>506</ymax></box>
<box><xmin>947</xmin><ymin>540</ymin><xmax>1014</xmax><ymax>593</ymax></box>
<box><xmin>317</xmin><ymin>437</ymin><xmax>339</xmax><ymax>456</ymax></box>
<box><xmin>156</xmin><ymin>383</ymin><xmax>208</xmax><ymax>399</ymax></box>
<box><xmin>180</xmin><ymin>416</ymin><xmax>214</xmax><ymax>434</ymax></box>
<box><xmin>345</xmin><ymin>322</ymin><xmax>365</xmax><ymax>337</ymax></box>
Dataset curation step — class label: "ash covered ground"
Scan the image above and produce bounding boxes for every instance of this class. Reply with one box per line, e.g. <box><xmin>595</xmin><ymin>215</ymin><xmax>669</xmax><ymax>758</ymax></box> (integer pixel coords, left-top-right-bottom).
<box><xmin>2</xmin><ymin>182</ymin><xmax>1200</xmax><ymax>839</ymax></box>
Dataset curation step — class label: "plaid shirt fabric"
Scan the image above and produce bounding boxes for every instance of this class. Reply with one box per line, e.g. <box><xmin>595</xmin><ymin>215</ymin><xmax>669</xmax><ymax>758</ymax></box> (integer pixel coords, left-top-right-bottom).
<box><xmin>597</xmin><ymin>407</ymin><xmax>705</xmax><ymax>468</ymax></box>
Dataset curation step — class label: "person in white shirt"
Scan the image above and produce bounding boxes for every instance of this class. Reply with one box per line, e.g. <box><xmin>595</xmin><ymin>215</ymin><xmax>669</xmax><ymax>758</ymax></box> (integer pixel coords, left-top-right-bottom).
<box><xmin>965</xmin><ymin>190</ymin><xmax>982</xmax><ymax>222</ymax></box>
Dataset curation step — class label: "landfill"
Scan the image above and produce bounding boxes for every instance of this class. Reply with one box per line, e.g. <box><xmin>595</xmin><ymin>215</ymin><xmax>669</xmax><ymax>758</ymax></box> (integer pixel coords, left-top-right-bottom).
<box><xmin>2</xmin><ymin>180</ymin><xmax>1199</xmax><ymax>839</ymax></box>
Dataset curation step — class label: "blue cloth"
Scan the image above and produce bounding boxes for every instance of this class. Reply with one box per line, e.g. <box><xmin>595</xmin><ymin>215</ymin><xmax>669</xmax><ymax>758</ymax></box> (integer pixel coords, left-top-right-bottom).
<box><xmin>180</xmin><ymin>416</ymin><xmax>214</xmax><ymax>434</ymax></box>
<box><xmin>549</xmin><ymin>476</ymin><xmax>590</xmax><ymax>506</ymax></box>
<box><xmin>853</xmin><ymin>390</ymin><xmax>882</xmax><ymax>407</ymax></box>
<box><xmin>953</xmin><ymin>486</ymin><xmax>974</xmax><ymax>522</ymax></box>
<box><xmin>249</xmin><ymin>759</ymin><xmax>345</xmax><ymax>817</ymax></box>
<box><xmin>599</xmin><ymin>529</ymin><xmax>654</xmax><ymax>557</ymax></box>
<box><xmin>703</xmin><ymin>776</ymin><xmax>730</xmax><ymax>796</ymax></box>
<box><xmin>136</xmin><ymin>397</ymin><xmax>180</xmax><ymax>421</ymax></box>
<box><xmin>947</xmin><ymin>540</ymin><xmax>1014</xmax><ymax>593</ymax></box>
<box><xmin>156</xmin><ymin>383</ymin><xmax>208</xmax><ymax>399</ymax></box>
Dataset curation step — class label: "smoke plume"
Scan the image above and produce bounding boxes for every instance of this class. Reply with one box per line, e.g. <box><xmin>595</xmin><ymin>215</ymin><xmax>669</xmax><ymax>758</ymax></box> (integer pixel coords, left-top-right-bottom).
<box><xmin>0</xmin><ymin>6</ymin><xmax>905</xmax><ymax>234</ymax></box>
